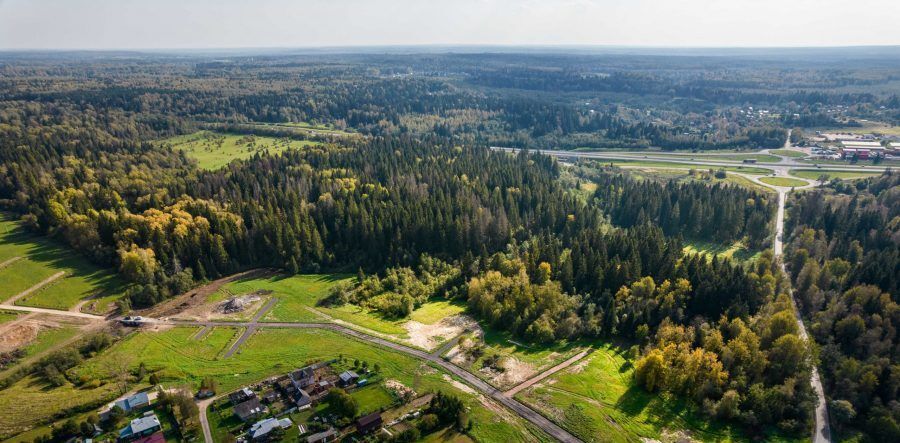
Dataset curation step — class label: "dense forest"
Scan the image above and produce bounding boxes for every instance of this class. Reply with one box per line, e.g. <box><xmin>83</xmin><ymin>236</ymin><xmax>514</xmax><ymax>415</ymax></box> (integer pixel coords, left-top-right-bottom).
<box><xmin>785</xmin><ymin>172</ymin><xmax>900</xmax><ymax>441</ymax></box>
<box><xmin>1</xmin><ymin>51</ymin><xmax>898</xmax><ymax>441</ymax></box>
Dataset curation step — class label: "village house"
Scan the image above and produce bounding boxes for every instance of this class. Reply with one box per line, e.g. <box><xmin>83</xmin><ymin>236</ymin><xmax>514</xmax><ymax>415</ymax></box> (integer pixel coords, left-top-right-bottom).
<box><xmin>295</xmin><ymin>388</ymin><xmax>312</xmax><ymax>408</ymax></box>
<box><xmin>338</xmin><ymin>370</ymin><xmax>359</xmax><ymax>387</ymax></box>
<box><xmin>289</xmin><ymin>366</ymin><xmax>316</xmax><ymax>390</ymax></box>
<box><xmin>229</xmin><ymin>387</ymin><xmax>256</xmax><ymax>404</ymax></box>
<box><xmin>233</xmin><ymin>397</ymin><xmax>265</xmax><ymax>422</ymax></box>
<box><xmin>355</xmin><ymin>412</ymin><xmax>383</xmax><ymax>435</ymax></box>
<box><xmin>248</xmin><ymin>417</ymin><xmax>293</xmax><ymax>440</ymax></box>
<box><xmin>305</xmin><ymin>427</ymin><xmax>337</xmax><ymax>443</ymax></box>
<box><xmin>118</xmin><ymin>412</ymin><xmax>161</xmax><ymax>442</ymax></box>
<box><xmin>100</xmin><ymin>392</ymin><xmax>154</xmax><ymax>421</ymax></box>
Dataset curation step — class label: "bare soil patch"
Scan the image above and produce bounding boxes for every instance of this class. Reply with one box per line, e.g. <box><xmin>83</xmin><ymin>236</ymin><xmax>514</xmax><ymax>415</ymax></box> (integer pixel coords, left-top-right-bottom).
<box><xmin>404</xmin><ymin>314</ymin><xmax>479</xmax><ymax>351</ymax></box>
<box><xmin>479</xmin><ymin>356</ymin><xmax>537</xmax><ymax>389</ymax></box>
<box><xmin>142</xmin><ymin>268</ymin><xmax>275</xmax><ymax>319</ymax></box>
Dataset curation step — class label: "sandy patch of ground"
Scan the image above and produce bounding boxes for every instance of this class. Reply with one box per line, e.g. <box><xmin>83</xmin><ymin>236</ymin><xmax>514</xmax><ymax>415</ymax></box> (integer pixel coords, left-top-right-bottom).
<box><xmin>0</xmin><ymin>316</ymin><xmax>85</xmax><ymax>352</ymax></box>
<box><xmin>385</xmin><ymin>379</ymin><xmax>417</xmax><ymax>399</ymax></box>
<box><xmin>403</xmin><ymin>314</ymin><xmax>479</xmax><ymax>351</ymax></box>
<box><xmin>0</xmin><ymin>321</ymin><xmax>42</xmax><ymax>352</ymax></box>
<box><xmin>479</xmin><ymin>357</ymin><xmax>537</xmax><ymax>388</ymax></box>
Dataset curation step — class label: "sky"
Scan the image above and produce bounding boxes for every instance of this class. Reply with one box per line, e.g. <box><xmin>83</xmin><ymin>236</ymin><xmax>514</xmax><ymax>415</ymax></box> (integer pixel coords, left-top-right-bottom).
<box><xmin>1</xmin><ymin>0</ymin><xmax>898</xmax><ymax>50</ymax></box>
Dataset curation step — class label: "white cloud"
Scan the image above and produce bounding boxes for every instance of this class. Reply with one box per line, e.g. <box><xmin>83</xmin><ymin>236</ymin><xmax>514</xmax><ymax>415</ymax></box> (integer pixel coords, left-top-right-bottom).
<box><xmin>0</xmin><ymin>0</ymin><xmax>897</xmax><ymax>49</ymax></box>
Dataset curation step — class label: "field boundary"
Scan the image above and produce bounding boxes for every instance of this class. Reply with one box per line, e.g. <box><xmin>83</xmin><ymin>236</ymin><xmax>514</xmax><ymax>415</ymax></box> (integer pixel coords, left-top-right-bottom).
<box><xmin>5</xmin><ymin>271</ymin><xmax>66</xmax><ymax>305</ymax></box>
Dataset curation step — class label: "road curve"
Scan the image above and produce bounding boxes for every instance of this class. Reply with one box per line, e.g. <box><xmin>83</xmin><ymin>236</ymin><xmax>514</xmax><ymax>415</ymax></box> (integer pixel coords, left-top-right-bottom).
<box><xmin>163</xmin><ymin>319</ymin><xmax>581</xmax><ymax>443</ymax></box>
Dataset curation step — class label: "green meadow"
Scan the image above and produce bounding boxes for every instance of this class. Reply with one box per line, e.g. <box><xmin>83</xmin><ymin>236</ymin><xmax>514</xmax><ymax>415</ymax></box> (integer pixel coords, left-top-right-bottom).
<box><xmin>158</xmin><ymin>131</ymin><xmax>320</xmax><ymax>170</ymax></box>
<box><xmin>0</xmin><ymin>216</ymin><xmax>127</xmax><ymax>313</ymax></box>
<box><xmin>516</xmin><ymin>342</ymin><xmax>799</xmax><ymax>443</ymax></box>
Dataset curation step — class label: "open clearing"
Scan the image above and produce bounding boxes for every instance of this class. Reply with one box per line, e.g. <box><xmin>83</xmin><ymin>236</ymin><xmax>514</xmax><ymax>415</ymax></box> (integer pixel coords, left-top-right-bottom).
<box><xmin>759</xmin><ymin>177</ymin><xmax>809</xmax><ymax>187</ymax></box>
<box><xmin>0</xmin><ymin>216</ymin><xmax>126</xmax><ymax>313</ymax></box>
<box><xmin>683</xmin><ymin>239</ymin><xmax>761</xmax><ymax>262</ymax></box>
<box><xmin>63</xmin><ymin>327</ymin><xmax>547</xmax><ymax>443</ymax></box>
<box><xmin>157</xmin><ymin>131</ymin><xmax>321</xmax><ymax>170</ymax></box>
<box><xmin>516</xmin><ymin>341</ymin><xmax>797</xmax><ymax>443</ymax></box>
<box><xmin>790</xmin><ymin>169</ymin><xmax>882</xmax><ymax>181</ymax></box>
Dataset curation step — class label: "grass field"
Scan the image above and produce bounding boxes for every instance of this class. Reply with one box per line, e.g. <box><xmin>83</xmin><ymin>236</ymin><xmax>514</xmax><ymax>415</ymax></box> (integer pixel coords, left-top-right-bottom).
<box><xmin>516</xmin><ymin>341</ymin><xmax>797</xmax><ymax>443</ymax></box>
<box><xmin>0</xmin><ymin>374</ymin><xmax>120</xmax><ymax>439</ymax></box>
<box><xmin>158</xmin><ymin>131</ymin><xmax>321</xmax><ymax>170</ymax></box>
<box><xmin>769</xmin><ymin>149</ymin><xmax>806</xmax><ymax>158</ymax></box>
<box><xmin>759</xmin><ymin>177</ymin><xmax>809</xmax><ymax>188</ymax></box>
<box><xmin>0</xmin><ymin>216</ymin><xmax>127</xmax><ymax>312</ymax></box>
<box><xmin>23</xmin><ymin>326</ymin><xmax>80</xmax><ymax>358</ymax></box>
<box><xmin>68</xmin><ymin>327</ymin><xmax>548</xmax><ymax>443</ymax></box>
<box><xmin>224</xmin><ymin>273</ymin><xmax>466</xmax><ymax>339</ymax></box>
<box><xmin>790</xmin><ymin>169</ymin><xmax>882</xmax><ymax>181</ymax></box>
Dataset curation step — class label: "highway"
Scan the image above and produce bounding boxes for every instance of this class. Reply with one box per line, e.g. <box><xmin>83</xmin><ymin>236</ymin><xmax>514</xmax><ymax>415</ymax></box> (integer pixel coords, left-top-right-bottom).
<box><xmin>496</xmin><ymin>141</ymin><xmax>834</xmax><ymax>443</ymax></box>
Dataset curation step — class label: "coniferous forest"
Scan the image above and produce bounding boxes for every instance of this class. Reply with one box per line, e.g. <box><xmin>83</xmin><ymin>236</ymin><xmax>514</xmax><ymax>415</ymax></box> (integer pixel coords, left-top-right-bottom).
<box><xmin>0</xmin><ymin>49</ymin><xmax>898</xmax><ymax>442</ymax></box>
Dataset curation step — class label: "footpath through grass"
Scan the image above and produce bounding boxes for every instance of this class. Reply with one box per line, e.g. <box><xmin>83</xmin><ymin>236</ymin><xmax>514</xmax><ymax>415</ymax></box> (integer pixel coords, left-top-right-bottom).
<box><xmin>0</xmin><ymin>216</ymin><xmax>127</xmax><ymax>312</ymax></box>
<box><xmin>158</xmin><ymin>131</ymin><xmax>321</xmax><ymax>170</ymax></box>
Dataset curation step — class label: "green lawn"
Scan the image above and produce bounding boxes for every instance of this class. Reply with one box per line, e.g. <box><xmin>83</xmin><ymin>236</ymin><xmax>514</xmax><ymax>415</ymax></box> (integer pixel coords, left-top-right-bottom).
<box><xmin>790</xmin><ymin>169</ymin><xmax>882</xmax><ymax>181</ymax></box>
<box><xmin>350</xmin><ymin>383</ymin><xmax>395</xmax><ymax>415</ymax></box>
<box><xmin>157</xmin><ymin>131</ymin><xmax>321</xmax><ymax>170</ymax></box>
<box><xmin>409</xmin><ymin>299</ymin><xmax>467</xmax><ymax>324</ymax></box>
<box><xmin>769</xmin><ymin>149</ymin><xmax>806</xmax><ymax>158</ymax></box>
<box><xmin>69</xmin><ymin>327</ymin><xmax>547</xmax><ymax>443</ymax></box>
<box><xmin>516</xmin><ymin>341</ymin><xmax>798</xmax><ymax>443</ymax></box>
<box><xmin>0</xmin><ymin>216</ymin><xmax>127</xmax><ymax>312</ymax></box>
<box><xmin>759</xmin><ymin>177</ymin><xmax>809</xmax><ymax>188</ymax></box>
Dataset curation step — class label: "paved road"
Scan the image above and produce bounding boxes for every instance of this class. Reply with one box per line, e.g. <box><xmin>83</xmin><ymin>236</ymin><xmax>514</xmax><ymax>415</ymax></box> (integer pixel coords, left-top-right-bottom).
<box><xmin>160</xmin><ymin>319</ymin><xmax>580</xmax><ymax>443</ymax></box>
<box><xmin>498</xmin><ymin>143</ymin><xmax>832</xmax><ymax>443</ymax></box>
<box><xmin>491</xmin><ymin>146</ymin><xmax>891</xmax><ymax>176</ymax></box>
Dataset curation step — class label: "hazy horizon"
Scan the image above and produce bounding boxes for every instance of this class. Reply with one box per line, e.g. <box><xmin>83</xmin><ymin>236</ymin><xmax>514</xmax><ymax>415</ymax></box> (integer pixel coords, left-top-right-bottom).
<box><xmin>2</xmin><ymin>0</ymin><xmax>898</xmax><ymax>50</ymax></box>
